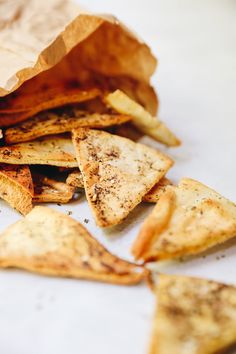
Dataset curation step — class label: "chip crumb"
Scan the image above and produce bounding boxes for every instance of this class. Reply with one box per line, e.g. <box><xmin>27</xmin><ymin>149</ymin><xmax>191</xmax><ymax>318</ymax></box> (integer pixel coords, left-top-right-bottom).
<box><xmin>67</xmin><ymin>210</ymin><xmax>72</xmax><ymax>216</ymax></box>
<box><xmin>84</xmin><ymin>218</ymin><xmax>89</xmax><ymax>224</ymax></box>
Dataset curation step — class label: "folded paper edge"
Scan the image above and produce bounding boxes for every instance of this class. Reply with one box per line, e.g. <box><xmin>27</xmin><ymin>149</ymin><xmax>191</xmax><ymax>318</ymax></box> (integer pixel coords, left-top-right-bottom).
<box><xmin>0</xmin><ymin>12</ymin><xmax>157</xmax><ymax>97</ymax></box>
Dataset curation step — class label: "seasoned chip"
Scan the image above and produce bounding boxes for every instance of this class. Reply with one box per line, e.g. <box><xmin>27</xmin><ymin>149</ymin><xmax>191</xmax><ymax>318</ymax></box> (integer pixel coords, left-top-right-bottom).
<box><xmin>66</xmin><ymin>170</ymin><xmax>84</xmax><ymax>188</ymax></box>
<box><xmin>150</xmin><ymin>274</ymin><xmax>236</xmax><ymax>354</ymax></box>
<box><xmin>32</xmin><ymin>173</ymin><xmax>75</xmax><ymax>203</ymax></box>
<box><xmin>5</xmin><ymin>109</ymin><xmax>131</xmax><ymax>144</ymax></box>
<box><xmin>72</xmin><ymin>128</ymin><xmax>173</xmax><ymax>227</ymax></box>
<box><xmin>0</xmin><ymin>88</ymin><xmax>101</xmax><ymax>127</ymax></box>
<box><xmin>142</xmin><ymin>177</ymin><xmax>172</xmax><ymax>203</ymax></box>
<box><xmin>0</xmin><ymin>206</ymin><xmax>148</xmax><ymax>285</ymax></box>
<box><xmin>0</xmin><ymin>164</ymin><xmax>33</xmax><ymax>214</ymax></box>
<box><xmin>66</xmin><ymin>170</ymin><xmax>171</xmax><ymax>204</ymax></box>
<box><xmin>0</xmin><ymin>136</ymin><xmax>77</xmax><ymax>167</ymax></box>
<box><xmin>0</xmin><ymin>87</ymin><xmax>101</xmax><ymax>113</ymax></box>
<box><xmin>106</xmin><ymin>90</ymin><xmax>180</xmax><ymax>146</ymax></box>
<box><xmin>132</xmin><ymin>178</ymin><xmax>236</xmax><ymax>261</ymax></box>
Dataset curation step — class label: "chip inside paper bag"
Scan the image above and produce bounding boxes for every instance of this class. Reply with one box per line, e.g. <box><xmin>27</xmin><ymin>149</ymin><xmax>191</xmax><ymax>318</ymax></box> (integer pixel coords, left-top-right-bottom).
<box><xmin>0</xmin><ymin>0</ymin><xmax>157</xmax><ymax>118</ymax></box>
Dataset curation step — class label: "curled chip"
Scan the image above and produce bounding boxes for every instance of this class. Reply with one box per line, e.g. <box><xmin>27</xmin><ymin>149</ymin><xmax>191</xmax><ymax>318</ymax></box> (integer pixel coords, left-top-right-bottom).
<box><xmin>132</xmin><ymin>178</ymin><xmax>236</xmax><ymax>262</ymax></box>
<box><xmin>32</xmin><ymin>173</ymin><xmax>75</xmax><ymax>204</ymax></box>
<box><xmin>0</xmin><ymin>206</ymin><xmax>148</xmax><ymax>285</ymax></box>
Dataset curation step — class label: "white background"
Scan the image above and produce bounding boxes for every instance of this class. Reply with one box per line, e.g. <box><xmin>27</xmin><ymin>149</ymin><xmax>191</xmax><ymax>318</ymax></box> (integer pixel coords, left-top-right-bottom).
<box><xmin>0</xmin><ymin>1</ymin><xmax>236</xmax><ymax>353</ymax></box>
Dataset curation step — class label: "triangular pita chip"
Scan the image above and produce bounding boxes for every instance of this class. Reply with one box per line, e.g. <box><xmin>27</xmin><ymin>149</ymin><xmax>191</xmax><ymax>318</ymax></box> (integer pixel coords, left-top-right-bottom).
<box><xmin>72</xmin><ymin>128</ymin><xmax>173</xmax><ymax>227</ymax></box>
<box><xmin>32</xmin><ymin>173</ymin><xmax>75</xmax><ymax>203</ymax></box>
<box><xmin>149</xmin><ymin>274</ymin><xmax>236</xmax><ymax>354</ymax></box>
<box><xmin>66</xmin><ymin>170</ymin><xmax>172</xmax><ymax>204</ymax></box>
<box><xmin>0</xmin><ymin>206</ymin><xmax>148</xmax><ymax>285</ymax></box>
<box><xmin>142</xmin><ymin>177</ymin><xmax>172</xmax><ymax>203</ymax></box>
<box><xmin>0</xmin><ymin>164</ymin><xmax>33</xmax><ymax>214</ymax></box>
<box><xmin>66</xmin><ymin>170</ymin><xmax>84</xmax><ymax>188</ymax></box>
<box><xmin>5</xmin><ymin>109</ymin><xmax>131</xmax><ymax>144</ymax></box>
<box><xmin>0</xmin><ymin>136</ymin><xmax>77</xmax><ymax>167</ymax></box>
<box><xmin>0</xmin><ymin>87</ymin><xmax>101</xmax><ymax>113</ymax></box>
<box><xmin>0</xmin><ymin>88</ymin><xmax>101</xmax><ymax>127</ymax></box>
<box><xmin>132</xmin><ymin>178</ymin><xmax>236</xmax><ymax>261</ymax></box>
<box><xmin>105</xmin><ymin>90</ymin><xmax>180</xmax><ymax>147</ymax></box>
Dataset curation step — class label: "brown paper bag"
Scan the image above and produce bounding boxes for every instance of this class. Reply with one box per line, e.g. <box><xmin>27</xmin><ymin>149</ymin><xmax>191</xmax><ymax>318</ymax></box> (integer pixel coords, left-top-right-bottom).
<box><xmin>0</xmin><ymin>0</ymin><xmax>157</xmax><ymax>119</ymax></box>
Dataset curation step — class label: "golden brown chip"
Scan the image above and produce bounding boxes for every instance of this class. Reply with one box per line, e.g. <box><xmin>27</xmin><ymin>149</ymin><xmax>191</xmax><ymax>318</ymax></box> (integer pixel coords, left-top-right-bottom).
<box><xmin>72</xmin><ymin>128</ymin><xmax>173</xmax><ymax>227</ymax></box>
<box><xmin>0</xmin><ymin>110</ymin><xmax>33</xmax><ymax>128</ymax></box>
<box><xmin>0</xmin><ymin>206</ymin><xmax>148</xmax><ymax>285</ymax></box>
<box><xmin>5</xmin><ymin>108</ymin><xmax>131</xmax><ymax>144</ymax></box>
<box><xmin>32</xmin><ymin>173</ymin><xmax>75</xmax><ymax>203</ymax></box>
<box><xmin>0</xmin><ymin>164</ymin><xmax>33</xmax><ymax>214</ymax></box>
<box><xmin>132</xmin><ymin>178</ymin><xmax>236</xmax><ymax>262</ymax></box>
<box><xmin>0</xmin><ymin>88</ymin><xmax>101</xmax><ymax>127</ymax></box>
<box><xmin>142</xmin><ymin>177</ymin><xmax>172</xmax><ymax>203</ymax></box>
<box><xmin>66</xmin><ymin>170</ymin><xmax>84</xmax><ymax>188</ymax></box>
<box><xmin>0</xmin><ymin>136</ymin><xmax>77</xmax><ymax>167</ymax></box>
<box><xmin>150</xmin><ymin>274</ymin><xmax>236</xmax><ymax>354</ymax></box>
<box><xmin>105</xmin><ymin>90</ymin><xmax>180</xmax><ymax>147</ymax></box>
<box><xmin>0</xmin><ymin>87</ymin><xmax>101</xmax><ymax>113</ymax></box>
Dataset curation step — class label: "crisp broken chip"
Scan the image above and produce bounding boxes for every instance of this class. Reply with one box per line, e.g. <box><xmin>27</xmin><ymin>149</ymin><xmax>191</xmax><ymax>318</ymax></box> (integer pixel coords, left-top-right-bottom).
<box><xmin>0</xmin><ymin>206</ymin><xmax>148</xmax><ymax>285</ymax></box>
<box><xmin>0</xmin><ymin>164</ymin><xmax>33</xmax><ymax>215</ymax></box>
<box><xmin>72</xmin><ymin>128</ymin><xmax>173</xmax><ymax>227</ymax></box>
<box><xmin>4</xmin><ymin>109</ymin><xmax>131</xmax><ymax>144</ymax></box>
<box><xmin>32</xmin><ymin>173</ymin><xmax>75</xmax><ymax>203</ymax></box>
<box><xmin>0</xmin><ymin>136</ymin><xmax>77</xmax><ymax>167</ymax></box>
<box><xmin>0</xmin><ymin>88</ymin><xmax>101</xmax><ymax>127</ymax></box>
<box><xmin>105</xmin><ymin>90</ymin><xmax>180</xmax><ymax>147</ymax></box>
<box><xmin>132</xmin><ymin>178</ymin><xmax>236</xmax><ymax>261</ymax></box>
<box><xmin>150</xmin><ymin>274</ymin><xmax>236</xmax><ymax>354</ymax></box>
<box><xmin>66</xmin><ymin>170</ymin><xmax>84</xmax><ymax>188</ymax></box>
<box><xmin>142</xmin><ymin>177</ymin><xmax>172</xmax><ymax>203</ymax></box>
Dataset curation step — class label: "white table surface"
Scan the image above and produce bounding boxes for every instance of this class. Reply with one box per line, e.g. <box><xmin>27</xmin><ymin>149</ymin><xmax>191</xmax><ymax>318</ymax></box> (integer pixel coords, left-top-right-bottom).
<box><xmin>1</xmin><ymin>1</ymin><xmax>236</xmax><ymax>353</ymax></box>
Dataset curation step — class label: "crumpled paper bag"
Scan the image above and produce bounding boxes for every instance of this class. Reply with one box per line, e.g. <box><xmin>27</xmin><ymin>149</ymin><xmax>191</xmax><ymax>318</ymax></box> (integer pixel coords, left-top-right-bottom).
<box><xmin>0</xmin><ymin>0</ymin><xmax>157</xmax><ymax>114</ymax></box>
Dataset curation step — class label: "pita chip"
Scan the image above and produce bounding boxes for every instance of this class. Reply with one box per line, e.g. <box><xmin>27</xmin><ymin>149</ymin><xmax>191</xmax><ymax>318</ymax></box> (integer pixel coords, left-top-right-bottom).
<box><xmin>0</xmin><ymin>88</ymin><xmax>101</xmax><ymax>127</ymax></box>
<box><xmin>72</xmin><ymin>128</ymin><xmax>173</xmax><ymax>227</ymax></box>
<box><xmin>32</xmin><ymin>173</ymin><xmax>75</xmax><ymax>204</ymax></box>
<box><xmin>132</xmin><ymin>178</ymin><xmax>236</xmax><ymax>262</ymax></box>
<box><xmin>0</xmin><ymin>136</ymin><xmax>77</xmax><ymax>168</ymax></box>
<box><xmin>105</xmin><ymin>90</ymin><xmax>180</xmax><ymax>147</ymax></box>
<box><xmin>5</xmin><ymin>109</ymin><xmax>131</xmax><ymax>144</ymax></box>
<box><xmin>66</xmin><ymin>170</ymin><xmax>84</xmax><ymax>188</ymax></box>
<box><xmin>0</xmin><ymin>164</ymin><xmax>33</xmax><ymax>215</ymax></box>
<box><xmin>143</xmin><ymin>177</ymin><xmax>172</xmax><ymax>203</ymax></box>
<box><xmin>149</xmin><ymin>274</ymin><xmax>236</xmax><ymax>354</ymax></box>
<box><xmin>0</xmin><ymin>87</ymin><xmax>101</xmax><ymax>113</ymax></box>
<box><xmin>0</xmin><ymin>206</ymin><xmax>148</xmax><ymax>285</ymax></box>
<box><xmin>65</xmin><ymin>169</ymin><xmax>171</xmax><ymax>204</ymax></box>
